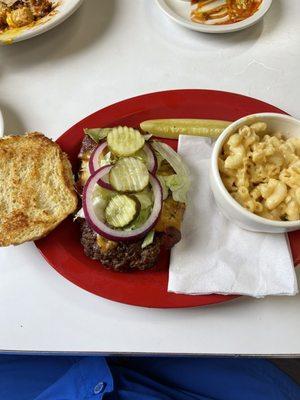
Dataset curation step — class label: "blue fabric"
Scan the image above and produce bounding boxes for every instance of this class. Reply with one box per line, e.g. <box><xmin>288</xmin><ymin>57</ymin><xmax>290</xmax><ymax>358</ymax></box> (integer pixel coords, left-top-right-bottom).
<box><xmin>0</xmin><ymin>355</ymin><xmax>299</xmax><ymax>400</ymax></box>
<box><xmin>0</xmin><ymin>355</ymin><xmax>80</xmax><ymax>400</ymax></box>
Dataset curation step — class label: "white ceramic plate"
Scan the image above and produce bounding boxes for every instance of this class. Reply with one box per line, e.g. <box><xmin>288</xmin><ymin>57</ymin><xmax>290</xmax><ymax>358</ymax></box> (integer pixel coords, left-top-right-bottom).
<box><xmin>0</xmin><ymin>0</ymin><xmax>84</xmax><ymax>44</ymax></box>
<box><xmin>156</xmin><ymin>0</ymin><xmax>273</xmax><ymax>33</ymax></box>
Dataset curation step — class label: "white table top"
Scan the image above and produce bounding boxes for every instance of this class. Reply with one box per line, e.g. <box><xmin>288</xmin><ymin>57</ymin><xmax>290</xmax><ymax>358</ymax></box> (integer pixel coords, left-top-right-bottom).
<box><xmin>0</xmin><ymin>0</ymin><xmax>300</xmax><ymax>355</ymax></box>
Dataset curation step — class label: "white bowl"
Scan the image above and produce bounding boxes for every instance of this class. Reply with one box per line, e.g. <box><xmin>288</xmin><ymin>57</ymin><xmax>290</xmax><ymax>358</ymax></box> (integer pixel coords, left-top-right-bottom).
<box><xmin>0</xmin><ymin>0</ymin><xmax>84</xmax><ymax>44</ymax></box>
<box><xmin>156</xmin><ymin>0</ymin><xmax>272</xmax><ymax>34</ymax></box>
<box><xmin>210</xmin><ymin>113</ymin><xmax>300</xmax><ymax>233</ymax></box>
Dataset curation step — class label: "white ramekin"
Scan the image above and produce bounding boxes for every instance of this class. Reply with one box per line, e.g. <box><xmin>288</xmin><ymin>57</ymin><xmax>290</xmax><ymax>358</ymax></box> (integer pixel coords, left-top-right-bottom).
<box><xmin>210</xmin><ymin>113</ymin><xmax>300</xmax><ymax>233</ymax></box>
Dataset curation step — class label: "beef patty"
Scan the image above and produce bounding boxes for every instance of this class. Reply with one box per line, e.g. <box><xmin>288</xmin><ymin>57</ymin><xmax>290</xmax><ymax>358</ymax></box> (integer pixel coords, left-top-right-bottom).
<box><xmin>80</xmin><ymin>219</ymin><xmax>162</xmax><ymax>271</ymax></box>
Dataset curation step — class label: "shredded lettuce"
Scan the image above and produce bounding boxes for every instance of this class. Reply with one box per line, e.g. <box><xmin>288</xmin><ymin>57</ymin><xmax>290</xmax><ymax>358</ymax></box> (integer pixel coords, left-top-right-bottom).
<box><xmin>84</xmin><ymin>128</ymin><xmax>111</xmax><ymax>143</ymax></box>
<box><xmin>152</xmin><ymin>141</ymin><xmax>190</xmax><ymax>176</ymax></box>
<box><xmin>155</xmin><ymin>151</ymin><xmax>164</xmax><ymax>170</ymax></box>
<box><xmin>126</xmin><ymin>206</ymin><xmax>152</xmax><ymax>230</ymax></box>
<box><xmin>99</xmin><ymin>151</ymin><xmax>112</xmax><ymax>167</ymax></box>
<box><xmin>134</xmin><ymin>190</ymin><xmax>153</xmax><ymax>210</ymax></box>
<box><xmin>142</xmin><ymin>230</ymin><xmax>155</xmax><ymax>249</ymax></box>
<box><xmin>152</xmin><ymin>141</ymin><xmax>190</xmax><ymax>204</ymax></box>
<box><xmin>163</xmin><ymin>174</ymin><xmax>189</xmax><ymax>203</ymax></box>
<box><xmin>157</xmin><ymin>175</ymin><xmax>169</xmax><ymax>200</ymax></box>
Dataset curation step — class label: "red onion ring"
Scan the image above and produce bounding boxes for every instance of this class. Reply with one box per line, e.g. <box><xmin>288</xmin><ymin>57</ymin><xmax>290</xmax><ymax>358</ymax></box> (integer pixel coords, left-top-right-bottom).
<box><xmin>89</xmin><ymin>141</ymin><xmax>108</xmax><ymax>174</ymax></box>
<box><xmin>97</xmin><ymin>175</ymin><xmax>113</xmax><ymax>191</ymax></box>
<box><xmin>144</xmin><ymin>143</ymin><xmax>157</xmax><ymax>174</ymax></box>
<box><xmin>83</xmin><ymin>167</ymin><xmax>162</xmax><ymax>242</ymax></box>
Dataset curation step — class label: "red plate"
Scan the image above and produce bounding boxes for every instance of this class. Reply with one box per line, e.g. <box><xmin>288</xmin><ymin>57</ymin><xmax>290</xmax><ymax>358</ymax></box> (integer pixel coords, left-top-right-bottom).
<box><xmin>36</xmin><ymin>90</ymin><xmax>300</xmax><ymax>308</ymax></box>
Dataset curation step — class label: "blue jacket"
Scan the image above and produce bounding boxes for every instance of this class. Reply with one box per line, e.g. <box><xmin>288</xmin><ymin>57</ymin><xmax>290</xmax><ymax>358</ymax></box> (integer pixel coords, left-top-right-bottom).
<box><xmin>0</xmin><ymin>356</ymin><xmax>299</xmax><ymax>400</ymax></box>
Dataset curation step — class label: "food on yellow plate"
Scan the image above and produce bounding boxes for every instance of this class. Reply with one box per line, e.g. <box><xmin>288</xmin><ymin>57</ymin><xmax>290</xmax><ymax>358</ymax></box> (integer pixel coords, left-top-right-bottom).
<box><xmin>191</xmin><ymin>0</ymin><xmax>262</xmax><ymax>26</ymax></box>
<box><xmin>219</xmin><ymin>122</ymin><xmax>300</xmax><ymax>221</ymax></box>
<box><xmin>0</xmin><ymin>0</ymin><xmax>53</xmax><ymax>32</ymax></box>
<box><xmin>140</xmin><ymin>119</ymin><xmax>230</xmax><ymax>140</ymax></box>
<box><xmin>76</xmin><ymin>126</ymin><xmax>190</xmax><ymax>271</ymax></box>
<box><xmin>0</xmin><ymin>133</ymin><xmax>78</xmax><ymax>246</ymax></box>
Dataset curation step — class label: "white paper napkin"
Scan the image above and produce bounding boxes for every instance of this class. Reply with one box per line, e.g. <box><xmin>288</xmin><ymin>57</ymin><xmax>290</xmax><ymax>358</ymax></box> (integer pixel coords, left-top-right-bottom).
<box><xmin>168</xmin><ymin>136</ymin><xmax>298</xmax><ymax>297</ymax></box>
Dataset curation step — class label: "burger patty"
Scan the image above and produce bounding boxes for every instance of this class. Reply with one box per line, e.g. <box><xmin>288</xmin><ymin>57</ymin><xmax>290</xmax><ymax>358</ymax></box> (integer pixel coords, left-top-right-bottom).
<box><xmin>80</xmin><ymin>219</ymin><xmax>162</xmax><ymax>272</ymax></box>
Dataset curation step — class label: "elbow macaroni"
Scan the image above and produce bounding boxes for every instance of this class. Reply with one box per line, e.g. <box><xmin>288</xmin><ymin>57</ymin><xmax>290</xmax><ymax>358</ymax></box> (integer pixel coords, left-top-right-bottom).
<box><xmin>219</xmin><ymin>123</ymin><xmax>300</xmax><ymax>221</ymax></box>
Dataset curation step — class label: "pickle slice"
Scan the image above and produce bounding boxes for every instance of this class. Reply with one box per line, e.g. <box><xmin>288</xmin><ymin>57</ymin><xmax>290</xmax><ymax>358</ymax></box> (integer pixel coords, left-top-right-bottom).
<box><xmin>107</xmin><ymin>126</ymin><xmax>145</xmax><ymax>156</ymax></box>
<box><xmin>109</xmin><ymin>157</ymin><xmax>149</xmax><ymax>193</ymax></box>
<box><xmin>105</xmin><ymin>195</ymin><xmax>140</xmax><ymax>228</ymax></box>
<box><xmin>140</xmin><ymin>119</ymin><xmax>230</xmax><ymax>139</ymax></box>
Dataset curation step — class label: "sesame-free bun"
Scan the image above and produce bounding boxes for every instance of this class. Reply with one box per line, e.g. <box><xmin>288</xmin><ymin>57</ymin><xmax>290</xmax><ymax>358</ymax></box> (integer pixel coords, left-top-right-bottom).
<box><xmin>0</xmin><ymin>133</ymin><xmax>78</xmax><ymax>246</ymax></box>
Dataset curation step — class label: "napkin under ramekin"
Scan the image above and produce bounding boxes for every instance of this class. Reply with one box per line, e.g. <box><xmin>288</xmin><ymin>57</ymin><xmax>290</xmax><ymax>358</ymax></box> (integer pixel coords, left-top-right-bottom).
<box><xmin>168</xmin><ymin>136</ymin><xmax>298</xmax><ymax>297</ymax></box>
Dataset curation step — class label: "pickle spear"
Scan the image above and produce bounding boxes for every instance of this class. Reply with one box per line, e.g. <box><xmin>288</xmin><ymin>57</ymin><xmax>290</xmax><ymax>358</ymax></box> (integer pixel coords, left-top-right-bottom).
<box><xmin>140</xmin><ymin>119</ymin><xmax>231</xmax><ymax>139</ymax></box>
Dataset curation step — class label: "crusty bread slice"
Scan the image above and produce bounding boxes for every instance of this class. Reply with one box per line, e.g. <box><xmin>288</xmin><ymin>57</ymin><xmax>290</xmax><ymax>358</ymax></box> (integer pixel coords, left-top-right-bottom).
<box><xmin>0</xmin><ymin>132</ymin><xmax>78</xmax><ymax>246</ymax></box>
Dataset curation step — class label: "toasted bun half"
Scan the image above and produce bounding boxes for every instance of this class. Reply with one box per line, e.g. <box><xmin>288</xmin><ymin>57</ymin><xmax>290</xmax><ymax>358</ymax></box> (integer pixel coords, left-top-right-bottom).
<box><xmin>0</xmin><ymin>133</ymin><xmax>78</xmax><ymax>246</ymax></box>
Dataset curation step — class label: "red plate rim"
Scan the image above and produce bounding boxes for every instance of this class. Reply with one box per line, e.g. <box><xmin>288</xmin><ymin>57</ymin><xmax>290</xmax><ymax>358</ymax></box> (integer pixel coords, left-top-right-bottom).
<box><xmin>35</xmin><ymin>89</ymin><xmax>300</xmax><ymax>308</ymax></box>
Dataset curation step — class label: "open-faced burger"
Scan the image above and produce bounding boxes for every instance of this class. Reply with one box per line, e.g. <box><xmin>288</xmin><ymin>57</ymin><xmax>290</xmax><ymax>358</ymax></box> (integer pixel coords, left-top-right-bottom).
<box><xmin>76</xmin><ymin>126</ymin><xmax>190</xmax><ymax>272</ymax></box>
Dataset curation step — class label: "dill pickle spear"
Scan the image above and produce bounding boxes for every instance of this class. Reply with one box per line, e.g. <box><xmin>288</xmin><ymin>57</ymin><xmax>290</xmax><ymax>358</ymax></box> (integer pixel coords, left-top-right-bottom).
<box><xmin>140</xmin><ymin>119</ymin><xmax>231</xmax><ymax>139</ymax></box>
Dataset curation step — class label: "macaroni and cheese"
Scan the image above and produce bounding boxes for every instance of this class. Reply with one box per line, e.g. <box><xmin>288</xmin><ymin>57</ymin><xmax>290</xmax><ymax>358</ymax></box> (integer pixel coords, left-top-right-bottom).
<box><xmin>219</xmin><ymin>122</ymin><xmax>300</xmax><ymax>221</ymax></box>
